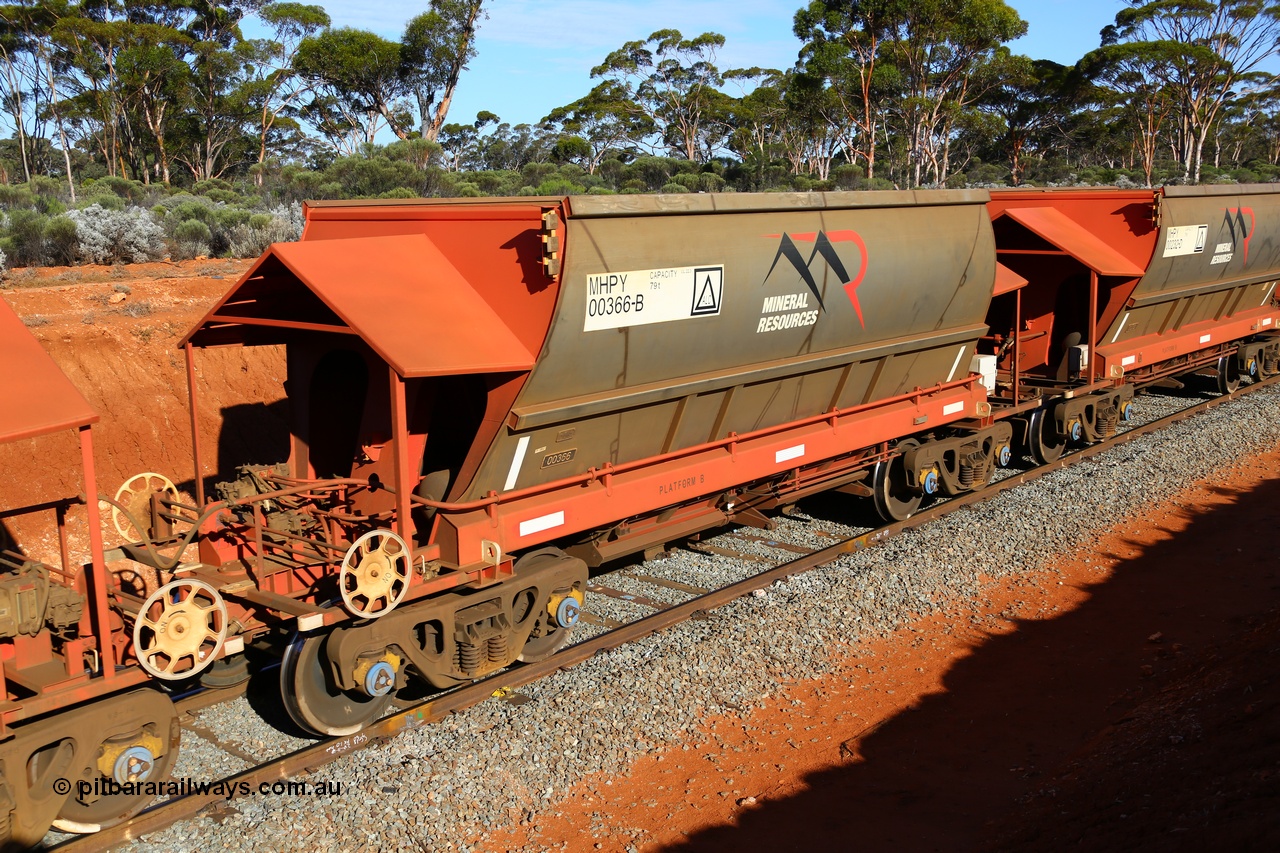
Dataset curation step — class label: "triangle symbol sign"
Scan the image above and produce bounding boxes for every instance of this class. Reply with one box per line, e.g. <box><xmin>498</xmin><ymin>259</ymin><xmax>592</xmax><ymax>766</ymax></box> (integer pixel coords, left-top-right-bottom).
<box><xmin>695</xmin><ymin>276</ymin><xmax>719</xmax><ymax>311</ymax></box>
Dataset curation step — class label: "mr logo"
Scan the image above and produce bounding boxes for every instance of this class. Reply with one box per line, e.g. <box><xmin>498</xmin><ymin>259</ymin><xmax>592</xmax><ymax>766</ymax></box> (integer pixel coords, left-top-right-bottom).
<box><xmin>761</xmin><ymin>230</ymin><xmax>869</xmax><ymax>327</ymax></box>
<box><xmin>1222</xmin><ymin>207</ymin><xmax>1255</xmax><ymax>265</ymax></box>
<box><xmin>690</xmin><ymin>267</ymin><xmax>723</xmax><ymax>316</ymax></box>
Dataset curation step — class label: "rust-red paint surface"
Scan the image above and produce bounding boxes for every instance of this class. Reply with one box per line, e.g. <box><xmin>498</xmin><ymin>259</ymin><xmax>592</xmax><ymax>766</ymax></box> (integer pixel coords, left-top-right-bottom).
<box><xmin>0</xmin><ymin>298</ymin><xmax>97</xmax><ymax>443</ymax></box>
<box><xmin>995</xmin><ymin>206</ymin><xmax>1147</xmax><ymax>277</ymax></box>
<box><xmin>993</xmin><ymin>262</ymin><xmax>1028</xmax><ymax>296</ymax></box>
<box><xmin>183</xmin><ymin>234</ymin><xmax>536</xmax><ymax>377</ymax></box>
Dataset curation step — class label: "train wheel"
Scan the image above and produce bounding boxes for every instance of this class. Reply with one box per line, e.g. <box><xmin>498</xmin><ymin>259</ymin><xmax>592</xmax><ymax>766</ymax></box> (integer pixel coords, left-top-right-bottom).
<box><xmin>872</xmin><ymin>440</ymin><xmax>923</xmax><ymax>522</ymax></box>
<box><xmin>514</xmin><ymin>549</ymin><xmax>586</xmax><ymax>663</ymax></box>
<box><xmin>1216</xmin><ymin>354</ymin><xmax>1241</xmax><ymax>394</ymax></box>
<box><xmin>517</xmin><ymin>612</ymin><xmax>572</xmax><ymax>663</ymax></box>
<box><xmin>1027</xmin><ymin>408</ymin><xmax>1066</xmax><ymax>465</ymax></box>
<box><xmin>48</xmin><ymin>694</ymin><xmax>179</xmax><ymax>834</ymax></box>
<box><xmin>280</xmin><ymin>630</ymin><xmax>392</xmax><ymax>737</ymax></box>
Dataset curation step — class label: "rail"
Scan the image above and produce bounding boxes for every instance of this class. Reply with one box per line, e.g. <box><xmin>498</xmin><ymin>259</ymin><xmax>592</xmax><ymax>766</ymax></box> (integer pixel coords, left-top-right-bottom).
<box><xmin>48</xmin><ymin>372</ymin><xmax>1280</xmax><ymax>853</ymax></box>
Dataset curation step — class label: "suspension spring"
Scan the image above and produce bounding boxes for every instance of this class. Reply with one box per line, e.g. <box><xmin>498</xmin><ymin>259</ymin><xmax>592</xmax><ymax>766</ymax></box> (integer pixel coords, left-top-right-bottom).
<box><xmin>487</xmin><ymin>634</ymin><xmax>509</xmax><ymax>663</ymax></box>
<box><xmin>458</xmin><ymin>641</ymin><xmax>482</xmax><ymax>675</ymax></box>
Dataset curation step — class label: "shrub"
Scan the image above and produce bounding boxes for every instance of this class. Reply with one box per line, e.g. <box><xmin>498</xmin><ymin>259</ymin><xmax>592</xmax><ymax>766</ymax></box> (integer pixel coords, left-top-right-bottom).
<box><xmin>22</xmin><ymin>313</ymin><xmax>49</xmax><ymax>327</ymax></box>
<box><xmin>122</xmin><ymin>300</ymin><xmax>153</xmax><ymax>318</ymax></box>
<box><xmin>4</xmin><ymin>209</ymin><xmax>47</xmax><ymax>265</ymax></box>
<box><xmin>79</xmin><ymin>192</ymin><xmax>126</xmax><ymax>211</ymax></box>
<box><xmin>65</xmin><ymin>204</ymin><xmax>167</xmax><ymax>264</ymax></box>
<box><xmin>44</xmin><ymin>216</ymin><xmax>79</xmax><ymax>265</ymax></box>
<box><xmin>172</xmin><ymin>219</ymin><xmax>212</xmax><ymax>259</ymax></box>
<box><xmin>226</xmin><ymin>214</ymin><xmax>299</xmax><ymax>258</ymax></box>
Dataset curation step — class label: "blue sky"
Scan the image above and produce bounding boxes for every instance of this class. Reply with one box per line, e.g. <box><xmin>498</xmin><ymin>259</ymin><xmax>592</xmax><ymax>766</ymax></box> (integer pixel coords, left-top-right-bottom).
<box><xmin>289</xmin><ymin>0</ymin><xmax>1124</xmax><ymax>129</ymax></box>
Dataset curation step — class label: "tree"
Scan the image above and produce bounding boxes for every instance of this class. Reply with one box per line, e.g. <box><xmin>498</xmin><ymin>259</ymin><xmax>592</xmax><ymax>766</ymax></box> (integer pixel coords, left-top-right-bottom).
<box><xmin>591</xmin><ymin>29</ymin><xmax>731</xmax><ymax>163</ymax></box>
<box><xmin>979</xmin><ymin>53</ymin><xmax>1076</xmax><ymax>185</ymax></box>
<box><xmin>543</xmin><ymin>81</ymin><xmax>650</xmax><ymax>173</ymax></box>
<box><xmin>400</xmin><ymin>0</ymin><xmax>485</xmax><ymax>141</ymax></box>
<box><xmin>885</xmin><ymin>0</ymin><xmax>1027</xmax><ymax>186</ymax></box>
<box><xmin>794</xmin><ymin>0</ymin><xmax>902</xmax><ymax>179</ymax></box>
<box><xmin>172</xmin><ymin>1</ymin><xmax>267</xmax><ymax>182</ymax></box>
<box><xmin>1081</xmin><ymin>40</ymin><xmax>1186</xmax><ymax>186</ymax></box>
<box><xmin>244</xmin><ymin>2</ymin><xmax>328</xmax><ymax>183</ymax></box>
<box><xmin>294</xmin><ymin>27</ymin><xmax>411</xmax><ymax>152</ymax></box>
<box><xmin>1103</xmin><ymin>0</ymin><xmax>1280</xmax><ymax>183</ymax></box>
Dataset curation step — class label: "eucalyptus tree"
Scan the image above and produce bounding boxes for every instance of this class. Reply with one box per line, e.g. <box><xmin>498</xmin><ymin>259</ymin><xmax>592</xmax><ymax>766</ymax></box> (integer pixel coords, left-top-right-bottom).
<box><xmin>401</xmin><ymin>0</ymin><xmax>485</xmax><ymax>141</ymax></box>
<box><xmin>1081</xmin><ymin>39</ymin><xmax>1185</xmax><ymax>186</ymax></box>
<box><xmin>590</xmin><ymin>29</ymin><xmax>731</xmax><ymax>162</ymax></box>
<box><xmin>173</xmin><ymin>0</ymin><xmax>266</xmax><ymax>182</ymax></box>
<box><xmin>978</xmin><ymin>52</ymin><xmax>1076</xmax><ymax>185</ymax></box>
<box><xmin>543</xmin><ymin>81</ymin><xmax>652</xmax><ymax>173</ymax></box>
<box><xmin>884</xmin><ymin>0</ymin><xmax>1026</xmax><ymax>185</ymax></box>
<box><xmin>794</xmin><ymin>0</ymin><xmax>901</xmax><ymax>179</ymax></box>
<box><xmin>293</xmin><ymin>26</ymin><xmax>412</xmax><ymax>153</ymax></box>
<box><xmin>1103</xmin><ymin>0</ymin><xmax>1280</xmax><ymax>183</ymax></box>
<box><xmin>244</xmin><ymin>2</ymin><xmax>329</xmax><ymax>183</ymax></box>
<box><xmin>0</xmin><ymin>0</ymin><xmax>68</xmax><ymax>185</ymax></box>
<box><xmin>0</xmin><ymin>0</ymin><xmax>93</xmax><ymax>185</ymax></box>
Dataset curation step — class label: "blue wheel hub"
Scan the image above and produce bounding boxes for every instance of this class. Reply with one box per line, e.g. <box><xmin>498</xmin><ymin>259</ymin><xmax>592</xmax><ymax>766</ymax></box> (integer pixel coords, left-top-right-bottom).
<box><xmin>921</xmin><ymin>469</ymin><xmax>939</xmax><ymax>495</ymax></box>
<box><xmin>1120</xmin><ymin>401</ymin><xmax>1135</xmax><ymax>422</ymax></box>
<box><xmin>114</xmin><ymin>746</ymin><xmax>156</xmax><ymax>785</ymax></box>
<box><xmin>555</xmin><ymin>596</ymin><xmax>581</xmax><ymax>628</ymax></box>
<box><xmin>997</xmin><ymin>444</ymin><xmax>1012</xmax><ymax>467</ymax></box>
<box><xmin>364</xmin><ymin>661</ymin><xmax>396</xmax><ymax>697</ymax></box>
<box><xmin>1069</xmin><ymin>420</ymin><xmax>1083</xmax><ymax>442</ymax></box>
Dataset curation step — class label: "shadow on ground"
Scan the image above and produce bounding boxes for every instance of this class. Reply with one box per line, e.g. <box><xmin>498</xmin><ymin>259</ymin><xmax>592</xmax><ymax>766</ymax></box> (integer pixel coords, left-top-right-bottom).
<box><xmin>662</xmin><ymin>473</ymin><xmax>1280</xmax><ymax>853</ymax></box>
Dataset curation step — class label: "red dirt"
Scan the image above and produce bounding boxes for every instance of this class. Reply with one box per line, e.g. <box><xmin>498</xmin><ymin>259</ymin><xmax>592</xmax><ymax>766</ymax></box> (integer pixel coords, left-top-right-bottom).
<box><xmin>489</xmin><ymin>449</ymin><xmax>1280</xmax><ymax>853</ymax></box>
<box><xmin>1</xmin><ymin>259</ymin><xmax>286</xmax><ymax>564</ymax></box>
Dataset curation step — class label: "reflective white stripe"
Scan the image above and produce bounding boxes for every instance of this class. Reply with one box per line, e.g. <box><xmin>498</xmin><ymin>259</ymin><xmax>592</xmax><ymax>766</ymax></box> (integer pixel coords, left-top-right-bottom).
<box><xmin>519</xmin><ymin>511</ymin><xmax>564</xmax><ymax>537</ymax></box>
<box><xmin>222</xmin><ymin>635</ymin><xmax>245</xmax><ymax>656</ymax></box>
<box><xmin>942</xmin><ymin>401</ymin><xmax>965</xmax><ymax>416</ymax></box>
<box><xmin>775</xmin><ymin>444</ymin><xmax>805</xmax><ymax>464</ymax></box>
<box><xmin>298</xmin><ymin>613</ymin><xmax>325</xmax><ymax>631</ymax></box>
<box><xmin>1264</xmin><ymin>317</ymin><xmax>1274</xmax><ymax>327</ymax></box>
<box><xmin>1121</xmin><ymin>355</ymin><xmax>1136</xmax><ymax>366</ymax></box>
<box><xmin>945</xmin><ymin>345</ymin><xmax>966</xmax><ymax>382</ymax></box>
<box><xmin>1199</xmin><ymin>334</ymin><xmax>1211</xmax><ymax>344</ymax></box>
<box><xmin>1262</xmin><ymin>282</ymin><xmax>1277</xmax><ymax>305</ymax></box>
<box><xmin>1111</xmin><ymin>312</ymin><xmax>1130</xmax><ymax>343</ymax></box>
<box><xmin>504</xmin><ymin>436</ymin><xmax>530</xmax><ymax>491</ymax></box>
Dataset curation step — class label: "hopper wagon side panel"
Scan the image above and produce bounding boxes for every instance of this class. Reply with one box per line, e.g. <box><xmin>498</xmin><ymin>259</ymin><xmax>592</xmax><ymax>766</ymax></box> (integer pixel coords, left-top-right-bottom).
<box><xmin>1099</xmin><ymin>184</ymin><xmax>1280</xmax><ymax>374</ymax></box>
<box><xmin>462</xmin><ymin>191</ymin><xmax>997</xmax><ymax>502</ymax></box>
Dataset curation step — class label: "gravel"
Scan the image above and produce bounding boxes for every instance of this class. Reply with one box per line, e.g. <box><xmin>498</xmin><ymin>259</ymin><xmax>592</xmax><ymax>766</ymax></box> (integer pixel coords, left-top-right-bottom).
<box><xmin>107</xmin><ymin>381</ymin><xmax>1280</xmax><ymax>853</ymax></box>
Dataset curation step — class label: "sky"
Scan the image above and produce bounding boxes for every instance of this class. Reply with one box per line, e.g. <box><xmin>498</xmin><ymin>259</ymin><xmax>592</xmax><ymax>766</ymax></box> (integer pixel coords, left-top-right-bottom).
<box><xmin>285</xmin><ymin>0</ymin><xmax>1127</xmax><ymax>130</ymax></box>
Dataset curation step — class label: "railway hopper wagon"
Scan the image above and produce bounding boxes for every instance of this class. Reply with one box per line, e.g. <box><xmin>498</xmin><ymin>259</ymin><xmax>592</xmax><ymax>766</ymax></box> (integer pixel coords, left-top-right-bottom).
<box><xmin>981</xmin><ymin>185</ymin><xmax>1280</xmax><ymax>463</ymax></box>
<box><xmin>128</xmin><ymin>190</ymin><xmax>1014</xmax><ymax>737</ymax></box>
<box><xmin>0</xmin><ymin>300</ymin><xmax>180</xmax><ymax>846</ymax></box>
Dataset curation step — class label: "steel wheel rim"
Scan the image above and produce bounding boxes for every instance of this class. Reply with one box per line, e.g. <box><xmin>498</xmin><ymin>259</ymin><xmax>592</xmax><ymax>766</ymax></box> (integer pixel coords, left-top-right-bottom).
<box><xmin>872</xmin><ymin>440</ymin><xmax>923</xmax><ymax>522</ymax></box>
<box><xmin>280</xmin><ymin>630</ymin><xmax>392</xmax><ymax>737</ymax></box>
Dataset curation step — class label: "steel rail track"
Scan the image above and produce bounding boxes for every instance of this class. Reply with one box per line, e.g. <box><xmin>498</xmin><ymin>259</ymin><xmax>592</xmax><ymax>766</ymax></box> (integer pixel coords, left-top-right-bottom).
<box><xmin>50</xmin><ymin>375</ymin><xmax>1279</xmax><ymax>852</ymax></box>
